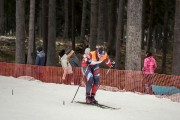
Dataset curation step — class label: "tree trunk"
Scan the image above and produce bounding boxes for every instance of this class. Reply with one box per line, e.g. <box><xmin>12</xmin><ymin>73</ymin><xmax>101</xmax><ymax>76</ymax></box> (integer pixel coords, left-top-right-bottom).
<box><xmin>141</xmin><ymin>0</ymin><xmax>147</xmax><ymax>50</ymax></box>
<box><xmin>161</xmin><ymin>0</ymin><xmax>169</xmax><ymax>73</ymax></box>
<box><xmin>63</xmin><ymin>0</ymin><xmax>69</xmax><ymax>39</ymax></box>
<box><xmin>97</xmin><ymin>0</ymin><xmax>106</xmax><ymax>45</ymax></box>
<box><xmin>108</xmin><ymin>0</ymin><xmax>117</xmax><ymax>55</ymax></box>
<box><xmin>156</xmin><ymin>24</ymin><xmax>163</xmax><ymax>52</ymax></box>
<box><xmin>46</xmin><ymin>0</ymin><xmax>56</xmax><ymax>66</ymax></box>
<box><xmin>72</xmin><ymin>0</ymin><xmax>75</xmax><ymax>50</ymax></box>
<box><xmin>89</xmin><ymin>0</ymin><xmax>98</xmax><ymax>50</ymax></box>
<box><xmin>27</xmin><ymin>0</ymin><xmax>35</xmax><ymax>64</ymax></box>
<box><xmin>104</xmin><ymin>0</ymin><xmax>109</xmax><ymax>42</ymax></box>
<box><xmin>125</xmin><ymin>0</ymin><xmax>143</xmax><ymax>70</ymax></box>
<box><xmin>80</xmin><ymin>0</ymin><xmax>87</xmax><ymax>42</ymax></box>
<box><xmin>115</xmin><ymin>0</ymin><xmax>125</xmax><ymax>69</ymax></box>
<box><xmin>147</xmin><ymin>0</ymin><xmax>156</xmax><ymax>52</ymax></box>
<box><xmin>16</xmin><ymin>0</ymin><xmax>26</xmax><ymax>64</ymax></box>
<box><xmin>172</xmin><ymin>0</ymin><xmax>180</xmax><ymax>75</ymax></box>
<box><xmin>0</xmin><ymin>0</ymin><xmax>4</xmax><ymax>35</ymax></box>
<box><xmin>39</xmin><ymin>4</ymin><xmax>42</xmax><ymax>37</ymax></box>
<box><xmin>42</xmin><ymin>0</ymin><xmax>48</xmax><ymax>54</ymax></box>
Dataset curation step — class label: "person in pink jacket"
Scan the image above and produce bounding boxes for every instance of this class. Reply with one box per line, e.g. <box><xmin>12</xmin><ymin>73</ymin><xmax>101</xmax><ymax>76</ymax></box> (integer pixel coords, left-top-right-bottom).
<box><xmin>142</xmin><ymin>51</ymin><xmax>157</xmax><ymax>94</ymax></box>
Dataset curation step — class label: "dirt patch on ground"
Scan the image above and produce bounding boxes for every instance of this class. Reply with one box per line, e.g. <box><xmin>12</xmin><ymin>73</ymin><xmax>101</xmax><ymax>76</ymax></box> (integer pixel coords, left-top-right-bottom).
<box><xmin>0</xmin><ymin>36</ymin><xmax>16</xmax><ymax>62</ymax></box>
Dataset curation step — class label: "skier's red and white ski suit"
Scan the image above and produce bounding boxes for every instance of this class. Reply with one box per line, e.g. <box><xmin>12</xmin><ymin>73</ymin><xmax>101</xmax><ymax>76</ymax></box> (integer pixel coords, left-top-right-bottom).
<box><xmin>81</xmin><ymin>51</ymin><xmax>112</xmax><ymax>99</ymax></box>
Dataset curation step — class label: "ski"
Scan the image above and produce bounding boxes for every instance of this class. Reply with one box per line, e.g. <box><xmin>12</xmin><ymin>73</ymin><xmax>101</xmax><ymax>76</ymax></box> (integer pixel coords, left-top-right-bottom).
<box><xmin>75</xmin><ymin>101</ymin><xmax>120</xmax><ymax>110</ymax></box>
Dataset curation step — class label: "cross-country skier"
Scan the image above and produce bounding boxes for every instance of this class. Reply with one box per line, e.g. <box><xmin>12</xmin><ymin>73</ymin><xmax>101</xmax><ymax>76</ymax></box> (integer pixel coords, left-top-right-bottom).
<box><xmin>81</xmin><ymin>45</ymin><xmax>114</xmax><ymax>104</ymax></box>
<box><xmin>80</xmin><ymin>48</ymin><xmax>91</xmax><ymax>87</ymax></box>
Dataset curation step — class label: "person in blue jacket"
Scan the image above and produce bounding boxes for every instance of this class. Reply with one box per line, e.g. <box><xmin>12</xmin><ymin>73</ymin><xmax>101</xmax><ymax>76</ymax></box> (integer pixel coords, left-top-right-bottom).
<box><xmin>35</xmin><ymin>46</ymin><xmax>46</xmax><ymax>66</ymax></box>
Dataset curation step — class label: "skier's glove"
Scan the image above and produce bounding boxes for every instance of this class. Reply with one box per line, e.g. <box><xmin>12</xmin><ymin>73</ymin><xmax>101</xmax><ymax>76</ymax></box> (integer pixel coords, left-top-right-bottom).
<box><xmin>110</xmin><ymin>61</ymin><xmax>115</xmax><ymax>68</ymax></box>
<box><xmin>86</xmin><ymin>60</ymin><xmax>92</xmax><ymax>65</ymax></box>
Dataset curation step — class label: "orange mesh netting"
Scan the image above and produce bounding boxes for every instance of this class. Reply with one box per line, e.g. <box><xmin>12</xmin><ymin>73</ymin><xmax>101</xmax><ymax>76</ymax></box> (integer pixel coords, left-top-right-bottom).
<box><xmin>0</xmin><ymin>62</ymin><xmax>179</xmax><ymax>102</ymax></box>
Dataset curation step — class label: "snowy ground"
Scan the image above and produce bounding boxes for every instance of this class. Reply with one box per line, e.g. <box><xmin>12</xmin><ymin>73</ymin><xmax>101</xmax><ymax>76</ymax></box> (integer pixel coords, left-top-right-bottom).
<box><xmin>0</xmin><ymin>76</ymin><xmax>180</xmax><ymax>120</ymax></box>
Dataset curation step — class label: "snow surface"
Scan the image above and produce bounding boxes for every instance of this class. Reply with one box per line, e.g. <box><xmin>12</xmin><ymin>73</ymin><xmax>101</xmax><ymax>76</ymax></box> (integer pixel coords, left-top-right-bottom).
<box><xmin>0</xmin><ymin>75</ymin><xmax>180</xmax><ymax>120</ymax></box>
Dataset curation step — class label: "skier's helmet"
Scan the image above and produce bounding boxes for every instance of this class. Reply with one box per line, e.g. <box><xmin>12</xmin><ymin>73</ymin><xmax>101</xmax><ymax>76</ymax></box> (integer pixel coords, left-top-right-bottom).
<box><xmin>96</xmin><ymin>45</ymin><xmax>105</xmax><ymax>56</ymax></box>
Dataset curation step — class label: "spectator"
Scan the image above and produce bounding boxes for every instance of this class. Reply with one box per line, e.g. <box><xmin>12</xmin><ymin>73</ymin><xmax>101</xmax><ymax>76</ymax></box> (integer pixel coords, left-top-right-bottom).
<box><xmin>59</xmin><ymin>49</ymin><xmax>73</xmax><ymax>84</ymax></box>
<box><xmin>66</xmin><ymin>48</ymin><xmax>81</xmax><ymax>67</ymax></box>
<box><xmin>142</xmin><ymin>51</ymin><xmax>157</xmax><ymax>94</ymax></box>
<box><xmin>35</xmin><ymin>46</ymin><xmax>46</xmax><ymax>66</ymax></box>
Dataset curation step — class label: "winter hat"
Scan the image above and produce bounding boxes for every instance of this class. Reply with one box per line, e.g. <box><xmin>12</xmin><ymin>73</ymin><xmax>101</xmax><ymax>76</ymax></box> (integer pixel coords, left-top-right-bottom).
<box><xmin>146</xmin><ymin>51</ymin><xmax>152</xmax><ymax>57</ymax></box>
<box><xmin>84</xmin><ymin>48</ymin><xmax>90</xmax><ymax>54</ymax></box>
<box><xmin>65</xmin><ymin>48</ymin><xmax>73</xmax><ymax>55</ymax></box>
<box><xmin>59</xmin><ymin>49</ymin><xmax>65</xmax><ymax>57</ymax></box>
<box><xmin>37</xmin><ymin>46</ymin><xmax>43</xmax><ymax>52</ymax></box>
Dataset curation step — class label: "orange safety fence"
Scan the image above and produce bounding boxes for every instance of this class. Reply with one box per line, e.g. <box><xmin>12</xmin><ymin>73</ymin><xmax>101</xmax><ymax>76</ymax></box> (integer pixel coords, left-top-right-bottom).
<box><xmin>0</xmin><ymin>62</ymin><xmax>180</xmax><ymax>102</ymax></box>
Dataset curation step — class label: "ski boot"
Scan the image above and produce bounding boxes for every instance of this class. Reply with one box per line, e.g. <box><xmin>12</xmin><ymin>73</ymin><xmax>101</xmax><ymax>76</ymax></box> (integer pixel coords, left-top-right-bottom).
<box><xmin>86</xmin><ymin>94</ymin><xmax>93</xmax><ymax>104</ymax></box>
<box><xmin>91</xmin><ymin>93</ymin><xmax>98</xmax><ymax>104</ymax></box>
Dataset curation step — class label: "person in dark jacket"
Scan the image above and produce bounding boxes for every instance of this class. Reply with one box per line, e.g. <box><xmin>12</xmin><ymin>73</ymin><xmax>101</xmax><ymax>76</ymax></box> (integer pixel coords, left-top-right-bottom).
<box><xmin>66</xmin><ymin>48</ymin><xmax>81</xmax><ymax>67</ymax></box>
<box><xmin>35</xmin><ymin>46</ymin><xmax>46</xmax><ymax>66</ymax></box>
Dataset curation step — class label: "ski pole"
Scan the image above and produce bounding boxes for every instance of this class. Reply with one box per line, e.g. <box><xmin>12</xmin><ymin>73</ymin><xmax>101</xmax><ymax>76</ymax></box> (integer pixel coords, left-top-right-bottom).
<box><xmin>102</xmin><ymin>61</ymin><xmax>115</xmax><ymax>80</ymax></box>
<box><xmin>71</xmin><ymin>83</ymin><xmax>81</xmax><ymax>103</ymax></box>
<box><xmin>103</xmin><ymin>67</ymin><xmax>111</xmax><ymax>80</ymax></box>
<box><xmin>98</xmin><ymin>67</ymin><xmax>111</xmax><ymax>88</ymax></box>
<box><xmin>99</xmin><ymin>65</ymin><xmax>114</xmax><ymax>88</ymax></box>
<box><xmin>101</xmin><ymin>65</ymin><xmax>112</xmax><ymax>81</ymax></box>
<box><xmin>71</xmin><ymin>65</ymin><xmax>89</xmax><ymax>103</ymax></box>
